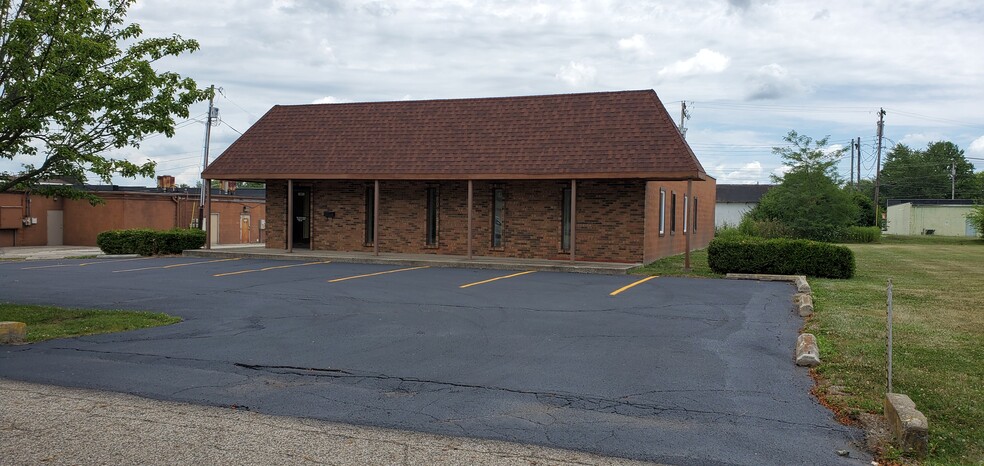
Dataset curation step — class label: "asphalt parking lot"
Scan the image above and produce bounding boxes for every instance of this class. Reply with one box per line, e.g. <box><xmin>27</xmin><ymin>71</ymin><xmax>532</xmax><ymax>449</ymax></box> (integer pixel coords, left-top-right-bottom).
<box><xmin>0</xmin><ymin>257</ymin><xmax>867</xmax><ymax>465</ymax></box>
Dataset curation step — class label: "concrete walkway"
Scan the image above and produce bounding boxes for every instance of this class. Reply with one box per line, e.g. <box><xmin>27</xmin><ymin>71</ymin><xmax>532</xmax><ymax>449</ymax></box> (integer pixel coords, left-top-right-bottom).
<box><xmin>0</xmin><ymin>245</ymin><xmax>104</xmax><ymax>260</ymax></box>
<box><xmin>0</xmin><ymin>379</ymin><xmax>656</xmax><ymax>466</ymax></box>
<box><xmin>184</xmin><ymin>247</ymin><xmax>638</xmax><ymax>275</ymax></box>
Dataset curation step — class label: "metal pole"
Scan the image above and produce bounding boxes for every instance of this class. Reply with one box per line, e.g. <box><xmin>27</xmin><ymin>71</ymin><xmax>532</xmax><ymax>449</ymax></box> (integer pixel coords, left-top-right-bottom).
<box><xmin>570</xmin><ymin>179</ymin><xmax>576</xmax><ymax>262</ymax></box>
<box><xmin>467</xmin><ymin>180</ymin><xmax>473</xmax><ymax>259</ymax></box>
<box><xmin>373</xmin><ymin>180</ymin><xmax>380</xmax><ymax>256</ymax></box>
<box><xmin>287</xmin><ymin>179</ymin><xmax>293</xmax><ymax>253</ymax></box>
<box><xmin>198</xmin><ymin>84</ymin><xmax>215</xmax><ymax>230</ymax></box>
<box><xmin>887</xmin><ymin>278</ymin><xmax>894</xmax><ymax>393</ymax></box>
<box><xmin>874</xmin><ymin>109</ymin><xmax>885</xmax><ymax>227</ymax></box>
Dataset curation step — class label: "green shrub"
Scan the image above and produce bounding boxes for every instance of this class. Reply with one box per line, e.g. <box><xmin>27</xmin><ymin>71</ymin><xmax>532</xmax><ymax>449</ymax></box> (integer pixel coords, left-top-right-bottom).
<box><xmin>737</xmin><ymin>217</ymin><xmax>795</xmax><ymax>239</ymax></box>
<box><xmin>841</xmin><ymin>226</ymin><xmax>881</xmax><ymax>243</ymax></box>
<box><xmin>97</xmin><ymin>228</ymin><xmax>205</xmax><ymax>256</ymax></box>
<box><xmin>707</xmin><ymin>236</ymin><xmax>855</xmax><ymax>278</ymax></box>
<box><xmin>714</xmin><ymin>226</ymin><xmax>747</xmax><ymax>239</ymax></box>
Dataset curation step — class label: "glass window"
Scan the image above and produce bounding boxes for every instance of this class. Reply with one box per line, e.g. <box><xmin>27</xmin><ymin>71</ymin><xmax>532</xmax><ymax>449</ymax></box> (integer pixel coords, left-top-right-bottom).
<box><xmin>683</xmin><ymin>194</ymin><xmax>688</xmax><ymax>233</ymax></box>
<box><xmin>659</xmin><ymin>188</ymin><xmax>665</xmax><ymax>236</ymax></box>
<box><xmin>671</xmin><ymin>192</ymin><xmax>677</xmax><ymax>234</ymax></box>
<box><xmin>693</xmin><ymin>197</ymin><xmax>698</xmax><ymax>232</ymax></box>
<box><xmin>561</xmin><ymin>188</ymin><xmax>571</xmax><ymax>251</ymax></box>
<box><xmin>492</xmin><ymin>187</ymin><xmax>504</xmax><ymax>247</ymax></box>
<box><xmin>364</xmin><ymin>186</ymin><xmax>374</xmax><ymax>245</ymax></box>
<box><xmin>426</xmin><ymin>187</ymin><xmax>438</xmax><ymax>246</ymax></box>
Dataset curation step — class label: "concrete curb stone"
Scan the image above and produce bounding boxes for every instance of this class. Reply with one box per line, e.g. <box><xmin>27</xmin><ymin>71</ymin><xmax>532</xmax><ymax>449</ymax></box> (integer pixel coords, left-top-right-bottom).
<box><xmin>795</xmin><ymin>333</ymin><xmax>821</xmax><ymax>367</ymax></box>
<box><xmin>884</xmin><ymin>393</ymin><xmax>929</xmax><ymax>458</ymax></box>
<box><xmin>0</xmin><ymin>321</ymin><xmax>27</xmax><ymax>344</ymax></box>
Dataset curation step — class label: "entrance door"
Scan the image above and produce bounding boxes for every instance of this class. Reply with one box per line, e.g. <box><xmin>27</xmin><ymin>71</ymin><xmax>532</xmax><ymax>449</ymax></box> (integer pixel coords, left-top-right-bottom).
<box><xmin>47</xmin><ymin>210</ymin><xmax>63</xmax><ymax>246</ymax></box>
<box><xmin>292</xmin><ymin>186</ymin><xmax>311</xmax><ymax>248</ymax></box>
<box><xmin>240</xmin><ymin>214</ymin><xmax>250</xmax><ymax>243</ymax></box>
<box><xmin>209</xmin><ymin>213</ymin><xmax>220</xmax><ymax>245</ymax></box>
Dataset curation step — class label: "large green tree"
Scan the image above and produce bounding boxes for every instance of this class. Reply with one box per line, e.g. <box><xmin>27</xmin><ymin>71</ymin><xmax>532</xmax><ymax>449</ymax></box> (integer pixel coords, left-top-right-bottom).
<box><xmin>0</xmin><ymin>0</ymin><xmax>207</xmax><ymax>201</ymax></box>
<box><xmin>879</xmin><ymin>141</ymin><xmax>977</xmax><ymax>203</ymax></box>
<box><xmin>745</xmin><ymin>131</ymin><xmax>858</xmax><ymax>241</ymax></box>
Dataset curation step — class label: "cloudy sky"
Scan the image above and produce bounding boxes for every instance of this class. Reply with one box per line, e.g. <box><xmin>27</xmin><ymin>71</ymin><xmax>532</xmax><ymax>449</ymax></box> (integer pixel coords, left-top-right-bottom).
<box><xmin>25</xmin><ymin>0</ymin><xmax>984</xmax><ymax>186</ymax></box>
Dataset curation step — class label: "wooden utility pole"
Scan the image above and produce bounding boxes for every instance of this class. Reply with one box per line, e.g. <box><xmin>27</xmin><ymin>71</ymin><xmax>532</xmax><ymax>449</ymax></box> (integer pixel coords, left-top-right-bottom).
<box><xmin>873</xmin><ymin>109</ymin><xmax>885</xmax><ymax>226</ymax></box>
<box><xmin>857</xmin><ymin>137</ymin><xmax>861</xmax><ymax>189</ymax></box>
<box><xmin>198</xmin><ymin>84</ymin><xmax>216</xmax><ymax>230</ymax></box>
<box><xmin>850</xmin><ymin>138</ymin><xmax>855</xmax><ymax>188</ymax></box>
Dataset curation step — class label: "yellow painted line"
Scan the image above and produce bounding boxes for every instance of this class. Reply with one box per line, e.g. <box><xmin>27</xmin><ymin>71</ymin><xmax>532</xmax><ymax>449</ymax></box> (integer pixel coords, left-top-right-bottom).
<box><xmin>112</xmin><ymin>258</ymin><xmax>240</xmax><ymax>273</ymax></box>
<box><xmin>328</xmin><ymin>265</ymin><xmax>429</xmax><ymax>283</ymax></box>
<box><xmin>459</xmin><ymin>270</ymin><xmax>536</xmax><ymax>289</ymax></box>
<box><xmin>22</xmin><ymin>257</ymin><xmax>153</xmax><ymax>270</ymax></box>
<box><xmin>214</xmin><ymin>261</ymin><xmax>330</xmax><ymax>277</ymax></box>
<box><xmin>609</xmin><ymin>275</ymin><xmax>658</xmax><ymax>297</ymax></box>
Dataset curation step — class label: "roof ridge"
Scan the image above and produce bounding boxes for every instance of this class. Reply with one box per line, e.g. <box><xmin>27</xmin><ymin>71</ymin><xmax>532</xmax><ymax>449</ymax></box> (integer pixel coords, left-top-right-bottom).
<box><xmin>278</xmin><ymin>89</ymin><xmax>657</xmax><ymax>108</ymax></box>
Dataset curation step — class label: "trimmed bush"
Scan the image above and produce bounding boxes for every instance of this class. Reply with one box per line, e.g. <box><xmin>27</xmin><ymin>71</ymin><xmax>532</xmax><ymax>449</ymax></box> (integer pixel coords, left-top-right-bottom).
<box><xmin>708</xmin><ymin>236</ymin><xmax>855</xmax><ymax>278</ymax></box>
<box><xmin>97</xmin><ymin>228</ymin><xmax>205</xmax><ymax>256</ymax></box>
<box><xmin>841</xmin><ymin>226</ymin><xmax>881</xmax><ymax>243</ymax></box>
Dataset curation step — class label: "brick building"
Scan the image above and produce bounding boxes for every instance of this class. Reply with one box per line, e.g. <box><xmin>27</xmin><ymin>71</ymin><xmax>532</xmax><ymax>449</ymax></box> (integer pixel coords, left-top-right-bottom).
<box><xmin>202</xmin><ymin>90</ymin><xmax>716</xmax><ymax>263</ymax></box>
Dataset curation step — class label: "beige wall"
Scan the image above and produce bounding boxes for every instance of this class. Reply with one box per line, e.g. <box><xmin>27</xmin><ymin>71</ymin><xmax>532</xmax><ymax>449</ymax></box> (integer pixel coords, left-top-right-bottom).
<box><xmin>887</xmin><ymin>203</ymin><xmax>976</xmax><ymax>236</ymax></box>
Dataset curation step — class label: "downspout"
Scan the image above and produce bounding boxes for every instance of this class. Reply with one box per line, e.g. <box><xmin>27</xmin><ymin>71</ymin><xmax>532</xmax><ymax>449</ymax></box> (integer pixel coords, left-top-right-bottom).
<box><xmin>171</xmin><ymin>196</ymin><xmax>180</xmax><ymax>228</ymax></box>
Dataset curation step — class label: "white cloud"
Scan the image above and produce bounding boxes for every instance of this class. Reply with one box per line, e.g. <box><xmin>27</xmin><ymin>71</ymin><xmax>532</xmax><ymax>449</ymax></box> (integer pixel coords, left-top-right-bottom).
<box><xmin>745</xmin><ymin>63</ymin><xmax>809</xmax><ymax>100</ymax></box>
<box><xmin>714</xmin><ymin>161</ymin><xmax>764</xmax><ymax>184</ymax></box>
<box><xmin>555</xmin><ymin>61</ymin><xmax>597</xmax><ymax>87</ymax></box>
<box><xmin>617</xmin><ymin>34</ymin><xmax>650</xmax><ymax>57</ymax></box>
<box><xmin>899</xmin><ymin>132</ymin><xmax>945</xmax><ymax>148</ymax></box>
<box><xmin>312</xmin><ymin>96</ymin><xmax>349</xmax><ymax>104</ymax></box>
<box><xmin>967</xmin><ymin>135</ymin><xmax>984</xmax><ymax>155</ymax></box>
<box><xmin>657</xmin><ymin>49</ymin><xmax>730</xmax><ymax>79</ymax></box>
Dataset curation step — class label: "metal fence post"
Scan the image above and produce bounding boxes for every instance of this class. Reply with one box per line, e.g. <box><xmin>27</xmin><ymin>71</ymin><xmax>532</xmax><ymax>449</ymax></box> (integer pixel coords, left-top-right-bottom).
<box><xmin>887</xmin><ymin>278</ymin><xmax>894</xmax><ymax>393</ymax></box>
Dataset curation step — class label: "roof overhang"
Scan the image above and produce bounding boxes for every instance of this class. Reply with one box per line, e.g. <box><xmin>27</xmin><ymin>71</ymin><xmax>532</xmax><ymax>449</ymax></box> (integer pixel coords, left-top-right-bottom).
<box><xmin>201</xmin><ymin>171</ymin><xmax>710</xmax><ymax>182</ymax></box>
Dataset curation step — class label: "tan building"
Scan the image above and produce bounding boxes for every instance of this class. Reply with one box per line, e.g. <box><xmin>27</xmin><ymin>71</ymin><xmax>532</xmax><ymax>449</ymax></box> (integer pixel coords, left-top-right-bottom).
<box><xmin>203</xmin><ymin>90</ymin><xmax>716</xmax><ymax>263</ymax></box>
<box><xmin>886</xmin><ymin>199</ymin><xmax>978</xmax><ymax>237</ymax></box>
<box><xmin>0</xmin><ymin>187</ymin><xmax>266</xmax><ymax>247</ymax></box>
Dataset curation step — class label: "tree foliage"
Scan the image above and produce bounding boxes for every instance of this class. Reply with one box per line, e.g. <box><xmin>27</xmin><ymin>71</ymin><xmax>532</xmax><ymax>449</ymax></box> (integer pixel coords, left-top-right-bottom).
<box><xmin>879</xmin><ymin>141</ymin><xmax>977</xmax><ymax>203</ymax></box>
<box><xmin>747</xmin><ymin>169</ymin><xmax>859</xmax><ymax>242</ymax></box>
<box><xmin>967</xmin><ymin>204</ymin><xmax>984</xmax><ymax>239</ymax></box>
<box><xmin>770</xmin><ymin>130</ymin><xmax>847</xmax><ymax>181</ymax></box>
<box><xmin>0</xmin><ymin>0</ymin><xmax>206</xmax><ymax>202</ymax></box>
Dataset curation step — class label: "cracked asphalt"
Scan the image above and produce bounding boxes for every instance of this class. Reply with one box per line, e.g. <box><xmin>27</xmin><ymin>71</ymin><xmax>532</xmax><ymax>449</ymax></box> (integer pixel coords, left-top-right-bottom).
<box><xmin>0</xmin><ymin>257</ymin><xmax>868</xmax><ymax>465</ymax></box>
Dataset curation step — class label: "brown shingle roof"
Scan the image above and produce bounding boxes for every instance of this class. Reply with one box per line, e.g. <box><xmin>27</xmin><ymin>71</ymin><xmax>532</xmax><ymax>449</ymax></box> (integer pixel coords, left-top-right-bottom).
<box><xmin>203</xmin><ymin>89</ymin><xmax>707</xmax><ymax>181</ymax></box>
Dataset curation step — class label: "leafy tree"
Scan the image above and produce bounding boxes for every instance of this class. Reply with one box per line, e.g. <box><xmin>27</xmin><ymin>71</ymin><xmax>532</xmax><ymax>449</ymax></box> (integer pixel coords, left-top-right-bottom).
<box><xmin>747</xmin><ymin>169</ymin><xmax>858</xmax><ymax>242</ymax></box>
<box><xmin>879</xmin><ymin>141</ymin><xmax>977</xmax><ymax>203</ymax></box>
<box><xmin>770</xmin><ymin>130</ymin><xmax>847</xmax><ymax>181</ymax></box>
<box><xmin>847</xmin><ymin>189</ymin><xmax>875</xmax><ymax>227</ymax></box>
<box><xmin>967</xmin><ymin>204</ymin><xmax>984</xmax><ymax>238</ymax></box>
<box><xmin>0</xmin><ymin>0</ymin><xmax>207</xmax><ymax>202</ymax></box>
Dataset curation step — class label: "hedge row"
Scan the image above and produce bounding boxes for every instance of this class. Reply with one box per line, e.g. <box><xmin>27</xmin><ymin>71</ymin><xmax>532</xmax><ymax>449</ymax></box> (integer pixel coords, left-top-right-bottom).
<box><xmin>841</xmin><ymin>226</ymin><xmax>881</xmax><ymax>243</ymax></box>
<box><xmin>96</xmin><ymin>228</ymin><xmax>206</xmax><ymax>256</ymax></box>
<box><xmin>707</xmin><ymin>236</ymin><xmax>855</xmax><ymax>278</ymax></box>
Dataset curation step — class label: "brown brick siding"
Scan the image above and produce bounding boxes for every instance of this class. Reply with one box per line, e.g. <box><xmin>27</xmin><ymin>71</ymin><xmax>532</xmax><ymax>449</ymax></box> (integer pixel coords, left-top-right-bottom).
<box><xmin>265</xmin><ymin>179</ymin><xmax>651</xmax><ymax>262</ymax></box>
<box><xmin>643</xmin><ymin>179</ymin><xmax>716</xmax><ymax>262</ymax></box>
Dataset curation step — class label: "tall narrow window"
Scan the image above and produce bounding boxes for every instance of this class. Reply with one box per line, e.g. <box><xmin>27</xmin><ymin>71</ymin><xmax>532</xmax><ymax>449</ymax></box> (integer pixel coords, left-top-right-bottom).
<box><xmin>426</xmin><ymin>187</ymin><xmax>439</xmax><ymax>246</ymax></box>
<box><xmin>364</xmin><ymin>186</ymin><xmax>374</xmax><ymax>245</ymax></box>
<box><xmin>561</xmin><ymin>188</ymin><xmax>572</xmax><ymax>251</ymax></box>
<box><xmin>683</xmin><ymin>194</ymin><xmax>689</xmax><ymax>233</ymax></box>
<box><xmin>658</xmin><ymin>188</ymin><xmax>666</xmax><ymax>236</ymax></box>
<box><xmin>693</xmin><ymin>197</ymin><xmax>698</xmax><ymax>232</ymax></box>
<box><xmin>492</xmin><ymin>187</ymin><xmax>504</xmax><ymax>247</ymax></box>
<box><xmin>670</xmin><ymin>192</ymin><xmax>677</xmax><ymax>234</ymax></box>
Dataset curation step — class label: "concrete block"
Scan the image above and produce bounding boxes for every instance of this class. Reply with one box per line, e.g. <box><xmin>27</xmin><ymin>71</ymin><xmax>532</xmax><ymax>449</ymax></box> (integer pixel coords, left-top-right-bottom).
<box><xmin>797</xmin><ymin>293</ymin><xmax>814</xmax><ymax>317</ymax></box>
<box><xmin>794</xmin><ymin>275</ymin><xmax>811</xmax><ymax>294</ymax></box>
<box><xmin>884</xmin><ymin>393</ymin><xmax>928</xmax><ymax>458</ymax></box>
<box><xmin>0</xmin><ymin>321</ymin><xmax>27</xmax><ymax>344</ymax></box>
<box><xmin>795</xmin><ymin>333</ymin><xmax>820</xmax><ymax>367</ymax></box>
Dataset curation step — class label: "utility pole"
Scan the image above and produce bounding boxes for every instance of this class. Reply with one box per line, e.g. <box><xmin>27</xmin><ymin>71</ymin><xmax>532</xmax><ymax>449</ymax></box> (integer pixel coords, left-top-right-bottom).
<box><xmin>857</xmin><ymin>137</ymin><xmax>862</xmax><ymax>189</ymax></box>
<box><xmin>873</xmin><ymin>109</ymin><xmax>885</xmax><ymax>227</ymax></box>
<box><xmin>850</xmin><ymin>137</ymin><xmax>855</xmax><ymax>188</ymax></box>
<box><xmin>678</xmin><ymin>101</ymin><xmax>690</xmax><ymax>139</ymax></box>
<box><xmin>198</xmin><ymin>85</ymin><xmax>217</xmax><ymax>230</ymax></box>
<box><xmin>951</xmin><ymin>162</ymin><xmax>956</xmax><ymax>200</ymax></box>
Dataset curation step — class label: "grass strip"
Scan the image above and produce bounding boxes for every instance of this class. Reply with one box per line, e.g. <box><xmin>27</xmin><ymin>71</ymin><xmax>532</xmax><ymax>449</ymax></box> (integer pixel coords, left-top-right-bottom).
<box><xmin>0</xmin><ymin>303</ymin><xmax>181</xmax><ymax>342</ymax></box>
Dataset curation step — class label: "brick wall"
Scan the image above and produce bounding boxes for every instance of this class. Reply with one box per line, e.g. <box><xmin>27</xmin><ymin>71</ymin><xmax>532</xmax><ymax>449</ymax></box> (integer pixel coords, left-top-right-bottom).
<box><xmin>265</xmin><ymin>179</ymin><xmax>649</xmax><ymax>262</ymax></box>
<box><xmin>643</xmin><ymin>178</ymin><xmax>717</xmax><ymax>263</ymax></box>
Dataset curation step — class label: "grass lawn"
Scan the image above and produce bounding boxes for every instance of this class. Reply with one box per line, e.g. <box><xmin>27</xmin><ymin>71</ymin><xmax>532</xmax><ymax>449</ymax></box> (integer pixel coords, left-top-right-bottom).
<box><xmin>629</xmin><ymin>248</ymin><xmax>721</xmax><ymax>278</ymax></box>
<box><xmin>808</xmin><ymin>236</ymin><xmax>983</xmax><ymax>464</ymax></box>
<box><xmin>0</xmin><ymin>303</ymin><xmax>180</xmax><ymax>342</ymax></box>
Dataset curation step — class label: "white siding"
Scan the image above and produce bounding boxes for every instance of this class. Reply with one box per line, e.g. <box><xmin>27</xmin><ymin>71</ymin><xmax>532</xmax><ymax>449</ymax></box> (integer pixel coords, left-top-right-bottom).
<box><xmin>715</xmin><ymin>202</ymin><xmax>757</xmax><ymax>228</ymax></box>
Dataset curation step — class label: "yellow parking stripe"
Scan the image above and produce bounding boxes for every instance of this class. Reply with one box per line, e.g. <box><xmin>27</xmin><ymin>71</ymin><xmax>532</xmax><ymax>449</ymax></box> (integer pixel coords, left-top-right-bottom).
<box><xmin>459</xmin><ymin>270</ymin><xmax>536</xmax><ymax>289</ymax></box>
<box><xmin>609</xmin><ymin>275</ymin><xmax>658</xmax><ymax>296</ymax></box>
<box><xmin>112</xmin><ymin>258</ymin><xmax>240</xmax><ymax>273</ymax></box>
<box><xmin>214</xmin><ymin>261</ymin><xmax>330</xmax><ymax>277</ymax></box>
<box><xmin>21</xmin><ymin>257</ymin><xmax>153</xmax><ymax>270</ymax></box>
<box><xmin>328</xmin><ymin>265</ymin><xmax>429</xmax><ymax>283</ymax></box>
